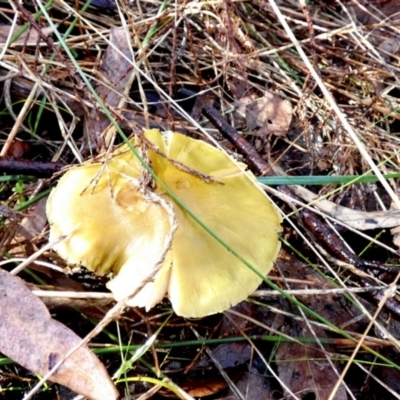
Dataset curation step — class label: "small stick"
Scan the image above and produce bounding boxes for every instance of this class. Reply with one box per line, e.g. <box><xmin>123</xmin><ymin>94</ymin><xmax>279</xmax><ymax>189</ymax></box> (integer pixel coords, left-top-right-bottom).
<box><xmin>301</xmin><ymin>208</ymin><xmax>400</xmax><ymax>276</ymax></box>
<box><xmin>0</xmin><ymin>157</ymin><xmax>64</xmax><ymax>177</ymax></box>
<box><xmin>201</xmin><ymin>104</ymin><xmax>271</xmax><ymax>175</ymax></box>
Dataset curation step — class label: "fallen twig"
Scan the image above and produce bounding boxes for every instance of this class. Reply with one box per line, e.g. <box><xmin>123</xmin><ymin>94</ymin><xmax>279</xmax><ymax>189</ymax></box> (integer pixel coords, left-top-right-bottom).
<box><xmin>0</xmin><ymin>157</ymin><xmax>63</xmax><ymax>177</ymax></box>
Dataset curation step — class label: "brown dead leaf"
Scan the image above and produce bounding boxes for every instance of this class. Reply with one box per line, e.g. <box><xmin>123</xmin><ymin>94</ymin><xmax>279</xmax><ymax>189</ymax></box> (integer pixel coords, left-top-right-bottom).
<box><xmin>391</xmin><ymin>222</ymin><xmax>400</xmax><ymax>249</ymax></box>
<box><xmin>0</xmin><ymin>269</ymin><xmax>118</xmax><ymax>400</ymax></box>
<box><xmin>378</xmin><ymin>348</ymin><xmax>400</xmax><ymax>394</ymax></box>
<box><xmin>194</xmin><ymin>303</ymin><xmax>254</xmax><ymax>369</ymax></box>
<box><xmin>273</xmin><ymin>258</ymin><xmax>349</xmax><ymax>399</ymax></box>
<box><xmin>0</xmin><ymin>24</ymin><xmax>53</xmax><ymax>46</ymax></box>
<box><xmin>275</xmin><ymin>320</ymin><xmax>347</xmax><ymax>400</ymax></box>
<box><xmin>179</xmin><ymin>374</ymin><xmax>227</xmax><ymax>398</ymax></box>
<box><xmin>220</xmin><ymin>302</ymin><xmax>258</xmax><ymax>336</ymax></box>
<box><xmin>389</xmin><ymin>196</ymin><xmax>400</xmax><ymax>249</ymax></box>
<box><xmin>275</xmin><ymin>257</ymin><xmax>366</xmax><ymax>331</ymax></box>
<box><xmin>221</xmin><ymin>372</ymin><xmax>273</xmax><ymax>400</ymax></box>
<box><xmin>226</xmin><ymin>76</ymin><xmax>249</xmax><ymax>100</ymax></box>
<box><xmin>378</xmin><ymin>37</ymin><xmax>400</xmax><ymax>60</ymax></box>
<box><xmin>198</xmin><ymin>342</ymin><xmax>251</xmax><ymax>369</ymax></box>
<box><xmin>18</xmin><ymin>197</ymin><xmax>48</xmax><ymax>240</ymax></box>
<box><xmin>348</xmin><ymin>0</ymin><xmax>400</xmax><ymax>24</ymax></box>
<box><xmin>276</xmin><ymin>256</ymin><xmax>400</xmax><ymax>338</ymax></box>
<box><xmin>84</xmin><ymin>27</ymin><xmax>134</xmax><ymax>151</ymax></box>
<box><xmin>246</xmin><ymin>89</ymin><xmax>292</xmax><ymax>137</ymax></box>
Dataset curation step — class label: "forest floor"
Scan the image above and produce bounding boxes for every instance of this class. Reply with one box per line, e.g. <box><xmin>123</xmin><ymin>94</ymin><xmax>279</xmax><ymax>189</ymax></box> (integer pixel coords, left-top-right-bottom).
<box><xmin>1</xmin><ymin>0</ymin><xmax>400</xmax><ymax>399</ymax></box>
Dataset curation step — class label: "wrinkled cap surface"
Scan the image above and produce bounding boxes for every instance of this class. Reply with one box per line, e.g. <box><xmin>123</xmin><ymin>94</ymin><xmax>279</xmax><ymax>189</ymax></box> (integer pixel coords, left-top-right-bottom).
<box><xmin>47</xmin><ymin>129</ymin><xmax>282</xmax><ymax>317</ymax></box>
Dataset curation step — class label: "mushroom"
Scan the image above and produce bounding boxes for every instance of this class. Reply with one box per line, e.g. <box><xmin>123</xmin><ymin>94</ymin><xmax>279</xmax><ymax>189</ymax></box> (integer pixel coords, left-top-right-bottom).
<box><xmin>46</xmin><ymin>129</ymin><xmax>281</xmax><ymax>318</ymax></box>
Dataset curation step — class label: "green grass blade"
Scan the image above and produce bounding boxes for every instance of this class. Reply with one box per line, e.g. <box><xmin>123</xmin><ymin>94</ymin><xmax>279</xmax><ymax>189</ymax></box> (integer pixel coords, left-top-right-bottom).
<box><xmin>257</xmin><ymin>172</ymin><xmax>400</xmax><ymax>186</ymax></box>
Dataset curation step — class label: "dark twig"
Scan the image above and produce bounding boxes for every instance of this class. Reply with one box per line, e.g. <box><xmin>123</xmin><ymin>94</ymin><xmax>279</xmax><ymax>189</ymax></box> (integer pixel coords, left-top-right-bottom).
<box><xmin>202</xmin><ymin>104</ymin><xmax>271</xmax><ymax>175</ymax></box>
<box><xmin>0</xmin><ymin>157</ymin><xmax>64</xmax><ymax>177</ymax></box>
<box><xmin>301</xmin><ymin>208</ymin><xmax>400</xmax><ymax>277</ymax></box>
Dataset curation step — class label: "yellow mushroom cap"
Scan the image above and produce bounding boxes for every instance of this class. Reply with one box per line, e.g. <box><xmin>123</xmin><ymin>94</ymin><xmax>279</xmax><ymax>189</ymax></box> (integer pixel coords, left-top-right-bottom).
<box><xmin>46</xmin><ymin>129</ymin><xmax>281</xmax><ymax>318</ymax></box>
